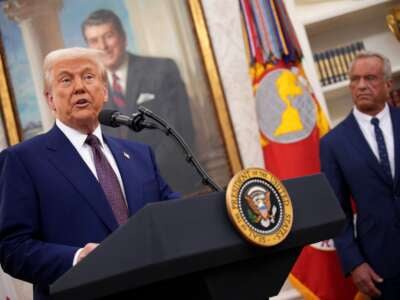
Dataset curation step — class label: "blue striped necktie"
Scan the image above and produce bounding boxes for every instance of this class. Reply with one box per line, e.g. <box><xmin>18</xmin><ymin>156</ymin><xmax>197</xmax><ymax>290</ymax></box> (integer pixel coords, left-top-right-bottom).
<box><xmin>371</xmin><ymin>117</ymin><xmax>392</xmax><ymax>179</ymax></box>
<box><xmin>86</xmin><ymin>134</ymin><xmax>128</xmax><ymax>225</ymax></box>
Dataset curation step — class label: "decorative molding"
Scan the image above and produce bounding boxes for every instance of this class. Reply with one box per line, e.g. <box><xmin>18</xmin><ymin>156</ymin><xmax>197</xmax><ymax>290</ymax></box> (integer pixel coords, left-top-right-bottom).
<box><xmin>188</xmin><ymin>0</ymin><xmax>243</xmax><ymax>174</ymax></box>
<box><xmin>199</xmin><ymin>0</ymin><xmax>264</xmax><ymax>169</ymax></box>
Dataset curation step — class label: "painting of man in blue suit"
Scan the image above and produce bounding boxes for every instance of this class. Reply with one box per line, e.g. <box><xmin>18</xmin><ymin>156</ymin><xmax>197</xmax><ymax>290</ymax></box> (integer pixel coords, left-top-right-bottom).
<box><xmin>321</xmin><ymin>51</ymin><xmax>400</xmax><ymax>299</ymax></box>
<box><xmin>0</xmin><ymin>47</ymin><xmax>178</xmax><ymax>300</ymax></box>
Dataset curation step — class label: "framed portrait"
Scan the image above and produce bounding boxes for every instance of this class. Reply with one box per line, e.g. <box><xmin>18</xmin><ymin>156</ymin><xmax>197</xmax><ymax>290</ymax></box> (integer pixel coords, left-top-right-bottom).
<box><xmin>0</xmin><ymin>0</ymin><xmax>242</xmax><ymax>195</ymax></box>
<box><xmin>0</xmin><ymin>112</ymin><xmax>7</xmax><ymax>150</ymax></box>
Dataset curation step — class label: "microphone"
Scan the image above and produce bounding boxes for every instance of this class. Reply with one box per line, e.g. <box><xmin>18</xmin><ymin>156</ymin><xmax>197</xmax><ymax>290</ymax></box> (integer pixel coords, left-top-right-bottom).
<box><xmin>99</xmin><ymin>107</ymin><xmax>222</xmax><ymax>192</ymax></box>
<box><xmin>99</xmin><ymin>109</ymin><xmax>157</xmax><ymax>132</ymax></box>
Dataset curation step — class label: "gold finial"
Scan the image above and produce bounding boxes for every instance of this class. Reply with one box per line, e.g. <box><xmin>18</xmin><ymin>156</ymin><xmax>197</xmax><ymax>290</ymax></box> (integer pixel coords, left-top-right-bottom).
<box><xmin>387</xmin><ymin>7</ymin><xmax>400</xmax><ymax>42</ymax></box>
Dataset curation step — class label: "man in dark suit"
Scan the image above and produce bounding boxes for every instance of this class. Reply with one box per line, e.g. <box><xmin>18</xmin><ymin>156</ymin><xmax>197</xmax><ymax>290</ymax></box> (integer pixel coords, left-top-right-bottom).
<box><xmin>81</xmin><ymin>9</ymin><xmax>199</xmax><ymax>195</ymax></box>
<box><xmin>0</xmin><ymin>47</ymin><xmax>178</xmax><ymax>300</ymax></box>
<box><xmin>320</xmin><ymin>51</ymin><xmax>400</xmax><ymax>299</ymax></box>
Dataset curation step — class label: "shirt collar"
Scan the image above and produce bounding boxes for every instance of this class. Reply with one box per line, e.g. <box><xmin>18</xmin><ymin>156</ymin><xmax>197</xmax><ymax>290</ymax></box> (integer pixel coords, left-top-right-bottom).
<box><xmin>353</xmin><ymin>103</ymin><xmax>390</xmax><ymax>125</ymax></box>
<box><xmin>106</xmin><ymin>53</ymin><xmax>129</xmax><ymax>84</ymax></box>
<box><xmin>56</xmin><ymin>119</ymin><xmax>104</xmax><ymax>148</ymax></box>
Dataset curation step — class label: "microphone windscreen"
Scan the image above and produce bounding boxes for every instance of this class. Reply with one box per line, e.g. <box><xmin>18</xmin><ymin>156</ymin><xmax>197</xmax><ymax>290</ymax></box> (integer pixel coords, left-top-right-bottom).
<box><xmin>99</xmin><ymin>109</ymin><xmax>119</xmax><ymax>127</ymax></box>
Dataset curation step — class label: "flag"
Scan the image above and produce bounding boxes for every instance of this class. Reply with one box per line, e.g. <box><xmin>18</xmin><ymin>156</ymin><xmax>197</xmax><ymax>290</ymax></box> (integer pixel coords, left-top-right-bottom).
<box><xmin>239</xmin><ymin>1</ymin><xmax>359</xmax><ymax>299</ymax></box>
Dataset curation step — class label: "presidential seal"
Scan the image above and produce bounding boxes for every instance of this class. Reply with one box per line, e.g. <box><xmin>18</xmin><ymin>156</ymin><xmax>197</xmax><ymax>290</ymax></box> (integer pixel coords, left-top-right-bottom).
<box><xmin>226</xmin><ymin>168</ymin><xmax>293</xmax><ymax>247</ymax></box>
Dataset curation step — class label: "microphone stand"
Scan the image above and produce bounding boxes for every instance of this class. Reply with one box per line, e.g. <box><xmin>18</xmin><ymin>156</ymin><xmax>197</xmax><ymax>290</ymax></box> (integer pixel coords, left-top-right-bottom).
<box><xmin>134</xmin><ymin>106</ymin><xmax>222</xmax><ymax>192</ymax></box>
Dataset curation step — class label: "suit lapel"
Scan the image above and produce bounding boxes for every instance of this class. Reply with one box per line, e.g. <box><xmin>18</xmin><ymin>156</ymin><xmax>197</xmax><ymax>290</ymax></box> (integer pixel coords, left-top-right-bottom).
<box><xmin>106</xmin><ymin>55</ymin><xmax>141</xmax><ymax>115</ymax></box>
<box><xmin>44</xmin><ymin>126</ymin><xmax>118</xmax><ymax>232</ymax></box>
<box><xmin>125</xmin><ymin>54</ymin><xmax>143</xmax><ymax>114</ymax></box>
<box><xmin>105</xmin><ymin>54</ymin><xmax>143</xmax><ymax>138</ymax></box>
<box><xmin>390</xmin><ymin>107</ymin><xmax>400</xmax><ymax>187</ymax></box>
<box><xmin>104</xmin><ymin>136</ymin><xmax>143</xmax><ymax>215</ymax></box>
<box><xmin>343</xmin><ymin>113</ymin><xmax>392</xmax><ymax>186</ymax></box>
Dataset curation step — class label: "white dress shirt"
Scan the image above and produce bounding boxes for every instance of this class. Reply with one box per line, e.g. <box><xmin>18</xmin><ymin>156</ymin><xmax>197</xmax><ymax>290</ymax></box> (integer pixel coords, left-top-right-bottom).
<box><xmin>353</xmin><ymin>103</ymin><xmax>395</xmax><ymax>178</ymax></box>
<box><xmin>56</xmin><ymin>120</ymin><xmax>127</xmax><ymax>265</ymax></box>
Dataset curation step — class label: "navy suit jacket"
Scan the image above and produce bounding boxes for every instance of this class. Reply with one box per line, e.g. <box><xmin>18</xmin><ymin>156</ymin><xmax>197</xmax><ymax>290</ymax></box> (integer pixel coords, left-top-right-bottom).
<box><xmin>320</xmin><ymin>107</ymin><xmax>400</xmax><ymax>278</ymax></box>
<box><xmin>102</xmin><ymin>53</ymin><xmax>200</xmax><ymax>194</ymax></box>
<box><xmin>0</xmin><ymin>125</ymin><xmax>179</xmax><ymax>299</ymax></box>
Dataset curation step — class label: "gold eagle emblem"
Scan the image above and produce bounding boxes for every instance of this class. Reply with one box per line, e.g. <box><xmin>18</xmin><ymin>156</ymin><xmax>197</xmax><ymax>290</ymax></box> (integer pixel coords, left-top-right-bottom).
<box><xmin>245</xmin><ymin>191</ymin><xmax>271</xmax><ymax>220</ymax></box>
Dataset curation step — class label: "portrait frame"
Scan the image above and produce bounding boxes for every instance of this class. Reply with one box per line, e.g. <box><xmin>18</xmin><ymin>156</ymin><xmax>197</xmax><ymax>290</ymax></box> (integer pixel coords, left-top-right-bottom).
<box><xmin>0</xmin><ymin>40</ymin><xmax>19</xmax><ymax>146</ymax></box>
<box><xmin>0</xmin><ymin>0</ymin><xmax>242</xmax><ymax>175</ymax></box>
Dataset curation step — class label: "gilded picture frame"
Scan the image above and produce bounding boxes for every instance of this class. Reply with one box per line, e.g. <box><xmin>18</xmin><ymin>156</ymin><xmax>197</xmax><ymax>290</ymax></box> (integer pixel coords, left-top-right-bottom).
<box><xmin>0</xmin><ymin>40</ymin><xmax>18</xmax><ymax>147</ymax></box>
<box><xmin>0</xmin><ymin>0</ymin><xmax>242</xmax><ymax>191</ymax></box>
<box><xmin>387</xmin><ymin>6</ymin><xmax>400</xmax><ymax>42</ymax></box>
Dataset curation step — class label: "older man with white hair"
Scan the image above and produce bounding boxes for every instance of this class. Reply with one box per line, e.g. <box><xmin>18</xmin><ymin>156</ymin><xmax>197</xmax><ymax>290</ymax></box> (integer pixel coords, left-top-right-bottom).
<box><xmin>321</xmin><ymin>51</ymin><xmax>400</xmax><ymax>299</ymax></box>
<box><xmin>0</xmin><ymin>47</ymin><xmax>178</xmax><ymax>300</ymax></box>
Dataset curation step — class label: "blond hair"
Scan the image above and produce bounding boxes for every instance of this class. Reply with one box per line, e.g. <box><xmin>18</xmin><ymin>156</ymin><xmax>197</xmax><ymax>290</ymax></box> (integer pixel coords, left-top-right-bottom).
<box><xmin>43</xmin><ymin>47</ymin><xmax>107</xmax><ymax>93</ymax></box>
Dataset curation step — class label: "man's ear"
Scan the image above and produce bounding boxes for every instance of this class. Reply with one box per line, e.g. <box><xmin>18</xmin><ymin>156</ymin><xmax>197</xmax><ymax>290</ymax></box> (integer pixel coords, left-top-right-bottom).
<box><xmin>45</xmin><ymin>91</ymin><xmax>56</xmax><ymax>111</ymax></box>
<box><xmin>387</xmin><ymin>79</ymin><xmax>393</xmax><ymax>91</ymax></box>
<box><xmin>386</xmin><ymin>79</ymin><xmax>394</xmax><ymax>98</ymax></box>
<box><xmin>122</xmin><ymin>34</ymin><xmax>127</xmax><ymax>49</ymax></box>
<box><xmin>103</xmin><ymin>85</ymin><xmax>108</xmax><ymax>103</ymax></box>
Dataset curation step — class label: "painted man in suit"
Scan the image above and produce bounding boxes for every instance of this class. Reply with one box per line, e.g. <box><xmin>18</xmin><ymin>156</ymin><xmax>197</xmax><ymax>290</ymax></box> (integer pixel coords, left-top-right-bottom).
<box><xmin>0</xmin><ymin>47</ymin><xmax>178</xmax><ymax>300</ymax></box>
<box><xmin>81</xmin><ymin>9</ymin><xmax>199</xmax><ymax>195</ymax></box>
<box><xmin>320</xmin><ymin>51</ymin><xmax>400</xmax><ymax>299</ymax></box>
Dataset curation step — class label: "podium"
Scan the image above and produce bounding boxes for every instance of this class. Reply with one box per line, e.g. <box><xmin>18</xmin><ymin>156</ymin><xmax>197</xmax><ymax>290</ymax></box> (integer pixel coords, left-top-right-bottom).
<box><xmin>51</xmin><ymin>173</ymin><xmax>345</xmax><ymax>300</ymax></box>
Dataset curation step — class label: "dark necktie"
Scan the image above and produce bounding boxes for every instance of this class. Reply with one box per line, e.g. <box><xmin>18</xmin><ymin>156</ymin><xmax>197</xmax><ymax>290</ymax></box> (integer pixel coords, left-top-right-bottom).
<box><xmin>85</xmin><ymin>134</ymin><xmax>128</xmax><ymax>225</ymax></box>
<box><xmin>111</xmin><ymin>73</ymin><xmax>126</xmax><ymax>108</ymax></box>
<box><xmin>371</xmin><ymin>117</ymin><xmax>392</xmax><ymax>179</ymax></box>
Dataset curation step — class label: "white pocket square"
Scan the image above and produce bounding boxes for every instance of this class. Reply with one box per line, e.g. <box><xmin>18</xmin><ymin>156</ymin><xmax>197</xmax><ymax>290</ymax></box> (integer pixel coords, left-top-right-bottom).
<box><xmin>136</xmin><ymin>93</ymin><xmax>155</xmax><ymax>105</ymax></box>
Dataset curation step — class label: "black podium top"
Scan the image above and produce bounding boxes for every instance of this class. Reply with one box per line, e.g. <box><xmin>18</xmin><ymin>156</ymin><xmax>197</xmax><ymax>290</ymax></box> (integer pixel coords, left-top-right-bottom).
<box><xmin>51</xmin><ymin>173</ymin><xmax>345</xmax><ymax>299</ymax></box>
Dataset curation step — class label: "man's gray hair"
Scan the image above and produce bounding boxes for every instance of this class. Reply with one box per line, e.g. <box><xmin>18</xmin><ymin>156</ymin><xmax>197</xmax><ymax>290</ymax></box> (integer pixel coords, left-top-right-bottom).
<box><xmin>349</xmin><ymin>51</ymin><xmax>392</xmax><ymax>80</ymax></box>
<box><xmin>43</xmin><ymin>47</ymin><xmax>107</xmax><ymax>93</ymax></box>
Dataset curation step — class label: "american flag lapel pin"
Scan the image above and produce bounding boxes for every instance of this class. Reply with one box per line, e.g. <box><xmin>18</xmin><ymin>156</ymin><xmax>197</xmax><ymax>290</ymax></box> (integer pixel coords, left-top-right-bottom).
<box><xmin>123</xmin><ymin>152</ymin><xmax>130</xmax><ymax>159</ymax></box>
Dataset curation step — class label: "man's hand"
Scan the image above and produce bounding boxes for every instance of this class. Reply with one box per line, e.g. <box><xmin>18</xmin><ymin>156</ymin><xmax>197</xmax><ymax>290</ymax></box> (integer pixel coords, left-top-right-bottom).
<box><xmin>351</xmin><ymin>262</ymin><xmax>383</xmax><ymax>297</ymax></box>
<box><xmin>77</xmin><ymin>243</ymin><xmax>99</xmax><ymax>264</ymax></box>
